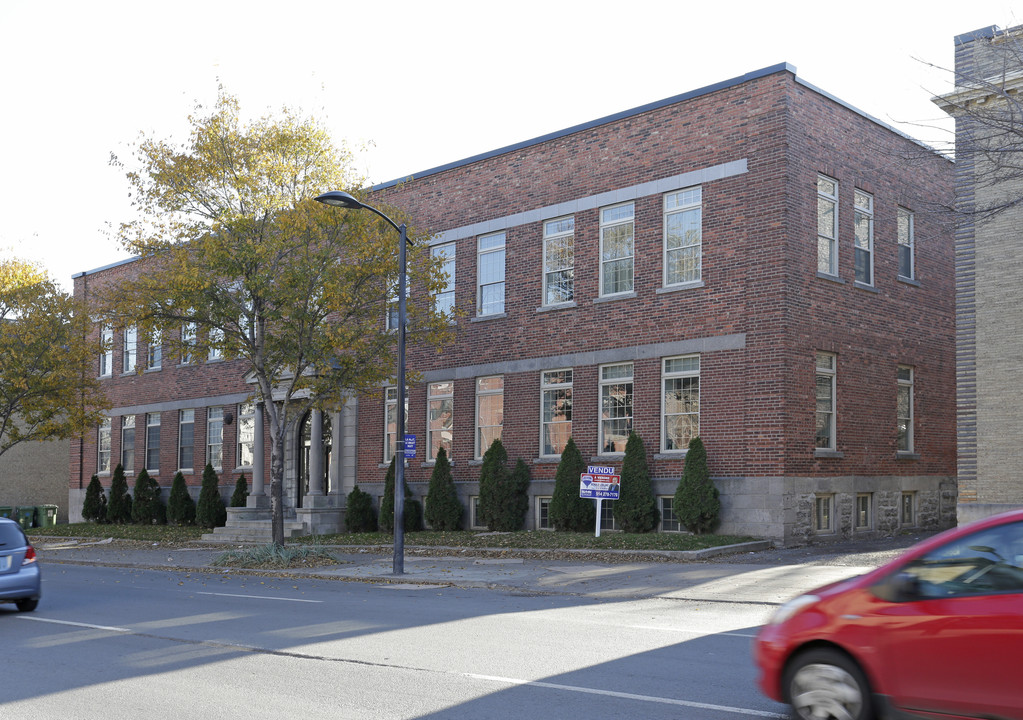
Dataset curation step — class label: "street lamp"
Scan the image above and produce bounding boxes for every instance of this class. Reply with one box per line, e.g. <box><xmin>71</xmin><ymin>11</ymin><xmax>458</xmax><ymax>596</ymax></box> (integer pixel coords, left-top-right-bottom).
<box><xmin>315</xmin><ymin>190</ymin><xmax>410</xmax><ymax>575</ymax></box>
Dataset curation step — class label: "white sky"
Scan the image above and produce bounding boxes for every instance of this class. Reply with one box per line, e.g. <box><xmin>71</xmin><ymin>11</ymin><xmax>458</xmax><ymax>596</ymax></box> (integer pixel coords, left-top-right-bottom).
<box><xmin>1</xmin><ymin>0</ymin><xmax>1020</xmax><ymax>291</ymax></box>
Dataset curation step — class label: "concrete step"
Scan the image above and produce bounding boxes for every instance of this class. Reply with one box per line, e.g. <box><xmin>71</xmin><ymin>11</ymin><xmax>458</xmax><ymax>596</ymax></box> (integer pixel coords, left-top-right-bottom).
<box><xmin>202</xmin><ymin>519</ymin><xmax>308</xmax><ymax>543</ymax></box>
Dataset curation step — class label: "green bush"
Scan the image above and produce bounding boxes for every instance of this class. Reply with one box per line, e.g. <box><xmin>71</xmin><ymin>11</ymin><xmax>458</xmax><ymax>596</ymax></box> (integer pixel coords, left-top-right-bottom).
<box><xmin>82</xmin><ymin>475</ymin><xmax>107</xmax><ymax>523</ymax></box>
<box><xmin>230</xmin><ymin>473</ymin><xmax>249</xmax><ymax>507</ymax></box>
<box><xmin>167</xmin><ymin>471</ymin><xmax>196</xmax><ymax>525</ymax></box>
<box><xmin>549</xmin><ymin>438</ymin><xmax>595</xmax><ymax>532</ymax></box>
<box><xmin>613</xmin><ymin>432</ymin><xmax>659</xmax><ymax>533</ymax></box>
<box><xmin>131</xmin><ymin>468</ymin><xmax>165</xmax><ymax>525</ymax></box>
<box><xmin>424</xmin><ymin>447</ymin><xmax>462</xmax><ymax>530</ymax></box>
<box><xmin>106</xmin><ymin>463</ymin><xmax>132</xmax><ymax>524</ymax></box>
<box><xmin>378</xmin><ymin>457</ymin><xmax>423</xmax><ymax>533</ymax></box>
<box><xmin>195</xmin><ymin>464</ymin><xmax>227</xmax><ymax>529</ymax></box>
<box><xmin>477</xmin><ymin>439</ymin><xmax>508</xmax><ymax>531</ymax></box>
<box><xmin>673</xmin><ymin>437</ymin><xmax>720</xmax><ymax>534</ymax></box>
<box><xmin>345</xmin><ymin>485</ymin><xmax>378</xmax><ymax>533</ymax></box>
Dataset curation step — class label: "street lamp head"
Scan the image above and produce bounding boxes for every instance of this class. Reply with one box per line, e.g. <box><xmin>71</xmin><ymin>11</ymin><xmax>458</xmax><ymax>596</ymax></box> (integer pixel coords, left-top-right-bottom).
<box><xmin>314</xmin><ymin>191</ymin><xmax>366</xmax><ymax>210</ymax></box>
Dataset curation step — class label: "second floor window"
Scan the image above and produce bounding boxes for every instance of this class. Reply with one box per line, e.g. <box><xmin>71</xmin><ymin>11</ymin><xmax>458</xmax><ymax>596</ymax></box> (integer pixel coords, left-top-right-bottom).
<box><xmin>208</xmin><ymin>327</ymin><xmax>224</xmax><ymax>361</ymax></box>
<box><xmin>383</xmin><ymin>387</ymin><xmax>408</xmax><ymax>463</ymax></box>
<box><xmin>898</xmin><ymin>207</ymin><xmax>915</xmax><ymax>280</ymax></box>
<box><xmin>541</xmin><ymin>369</ymin><xmax>572</xmax><ymax>457</ymax></box>
<box><xmin>207</xmin><ymin>407</ymin><xmax>224</xmax><ymax>471</ymax></box>
<box><xmin>664</xmin><ymin>187</ymin><xmax>702</xmax><ymax>286</ymax></box>
<box><xmin>600</xmin><ymin>362</ymin><xmax>633</xmax><ymax>453</ymax></box>
<box><xmin>145</xmin><ymin>412</ymin><xmax>161</xmax><ymax>473</ymax></box>
<box><xmin>897</xmin><ymin>365</ymin><xmax>914</xmax><ymax>453</ymax></box>
<box><xmin>427</xmin><ymin>381</ymin><xmax>453</xmax><ymax>460</ymax></box>
<box><xmin>98</xmin><ymin>417</ymin><xmax>111</xmax><ymax>474</ymax></box>
<box><xmin>601</xmin><ymin>203</ymin><xmax>634</xmax><ymax>296</ymax></box>
<box><xmin>815</xmin><ymin>352</ymin><xmax>836</xmax><ymax>450</ymax></box>
<box><xmin>178</xmin><ymin>409</ymin><xmax>195</xmax><ymax>470</ymax></box>
<box><xmin>237</xmin><ymin>402</ymin><xmax>255</xmax><ymax>468</ymax></box>
<box><xmin>854</xmin><ymin>189</ymin><xmax>874</xmax><ymax>286</ymax></box>
<box><xmin>543</xmin><ymin>217</ymin><xmax>574</xmax><ymax>305</ymax></box>
<box><xmin>477</xmin><ymin>232</ymin><xmax>505</xmax><ymax>316</ymax></box>
<box><xmin>181</xmin><ymin>322</ymin><xmax>197</xmax><ymax>364</ymax></box>
<box><xmin>475</xmin><ymin>376</ymin><xmax>504</xmax><ymax>459</ymax></box>
<box><xmin>662</xmin><ymin>355</ymin><xmax>700</xmax><ymax>452</ymax></box>
<box><xmin>121</xmin><ymin>415</ymin><xmax>135</xmax><ymax>475</ymax></box>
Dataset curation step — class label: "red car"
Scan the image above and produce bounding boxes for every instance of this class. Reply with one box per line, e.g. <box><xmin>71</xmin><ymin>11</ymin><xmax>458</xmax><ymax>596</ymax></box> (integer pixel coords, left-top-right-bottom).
<box><xmin>754</xmin><ymin>509</ymin><xmax>1023</xmax><ymax>720</ymax></box>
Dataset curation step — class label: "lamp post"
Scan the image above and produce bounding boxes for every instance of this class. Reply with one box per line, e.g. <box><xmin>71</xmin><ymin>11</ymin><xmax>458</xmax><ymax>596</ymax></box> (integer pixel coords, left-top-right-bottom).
<box><xmin>315</xmin><ymin>190</ymin><xmax>410</xmax><ymax>575</ymax></box>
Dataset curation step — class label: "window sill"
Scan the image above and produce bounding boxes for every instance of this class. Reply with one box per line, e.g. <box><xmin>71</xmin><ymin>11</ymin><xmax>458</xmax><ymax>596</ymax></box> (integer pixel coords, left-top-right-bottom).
<box><xmin>656</xmin><ymin>281</ymin><xmax>704</xmax><ymax>295</ymax></box>
<box><xmin>653</xmin><ymin>452</ymin><xmax>688</xmax><ymax>460</ymax></box>
<box><xmin>471</xmin><ymin>313</ymin><xmax>507</xmax><ymax>323</ymax></box>
<box><xmin>853</xmin><ymin>281</ymin><xmax>880</xmax><ymax>294</ymax></box>
<box><xmin>896</xmin><ymin>451</ymin><xmax>920</xmax><ymax>461</ymax></box>
<box><xmin>814</xmin><ymin>449</ymin><xmax>844</xmax><ymax>459</ymax></box>
<box><xmin>536</xmin><ymin>301</ymin><xmax>577</xmax><ymax>313</ymax></box>
<box><xmin>816</xmin><ymin>272</ymin><xmax>845</xmax><ymax>284</ymax></box>
<box><xmin>533</xmin><ymin>457</ymin><xmax>562</xmax><ymax>464</ymax></box>
<box><xmin>897</xmin><ymin>276</ymin><xmax>921</xmax><ymax>288</ymax></box>
<box><xmin>593</xmin><ymin>292</ymin><xmax>637</xmax><ymax>305</ymax></box>
<box><xmin>144</xmin><ymin>367</ymin><xmax>161</xmax><ymax>373</ymax></box>
<box><xmin>591</xmin><ymin>454</ymin><xmax>624</xmax><ymax>461</ymax></box>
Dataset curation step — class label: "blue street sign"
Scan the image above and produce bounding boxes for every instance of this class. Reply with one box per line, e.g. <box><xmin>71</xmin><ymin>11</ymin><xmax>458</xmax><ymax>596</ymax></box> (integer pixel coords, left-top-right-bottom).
<box><xmin>403</xmin><ymin>435</ymin><xmax>417</xmax><ymax>458</ymax></box>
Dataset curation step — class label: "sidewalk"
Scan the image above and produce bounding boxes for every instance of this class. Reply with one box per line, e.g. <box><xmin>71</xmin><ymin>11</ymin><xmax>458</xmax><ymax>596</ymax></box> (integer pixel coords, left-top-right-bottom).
<box><xmin>32</xmin><ymin>533</ymin><xmax>931</xmax><ymax>601</ymax></box>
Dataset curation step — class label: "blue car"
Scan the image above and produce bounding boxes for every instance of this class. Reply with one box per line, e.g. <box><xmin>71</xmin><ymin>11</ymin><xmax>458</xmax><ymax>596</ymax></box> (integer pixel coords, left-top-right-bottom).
<box><xmin>0</xmin><ymin>518</ymin><xmax>40</xmax><ymax>612</ymax></box>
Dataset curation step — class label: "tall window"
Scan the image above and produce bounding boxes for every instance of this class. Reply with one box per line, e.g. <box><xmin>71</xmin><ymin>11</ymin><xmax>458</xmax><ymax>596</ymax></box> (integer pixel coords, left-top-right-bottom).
<box><xmin>541</xmin><ymin>369</ymin><xmax>573</xmax><ymax>457</ymax></box>
<box><xmin>147</xmin><ymin>331</ymin><xmax>162</xmax><ymax>370</ymax></box>
<box><xmin>122</xmin><ymin>326</ymin><xmax>137</xmax><ymax>373</ymax></box>
<box><xmin>662</xmin><ymin>355</ymin><xmax>700</xmax><ymax>452</ymax></box>
<box><xmin>121</xmin><ymin>415</ymin><xmax>135</xmax><ymax>475</ymax></box>
<box><xmin>817</xmin><ymin>176</ymin><xmax>838</xmax><ymax>276</ymax></box>
<box><xmin>815</xmin><ymin>495</ymin><xmax>834</xmax><ymax>533</ymax></box>
<box><xmin>385</xmin><ymin>278</ymin><xmax>400</xmax><ymax>332</ymax></box>
<box><xmin>898</xmin><ymin>207</ymin><xmax>915</xmax><ymax>280</ymax></box>
<box><xmin>856</xmin><ymin>493</ymin><xmax>872</xmax><ymax>530</ymax></box>
<box><xmin>600</xmin><ymin>362</ymin><xmax>633</xmax><ymax>454</ymax></box>
<box><xmin>475</xmin><ymin>376</ymin><xmax>504</xmax><ymax>459</ymax></box>
<box><xmin>99</xmin><ymin>325</ymin><xmax>113</xmax><ymax>377</ymax></box>
<box><xmin>660</xmin><ymin>497</ymin><xmax>680</xmax><ymax>532</ymax></box>
<box><xmin>97</xmin><ymin>417</ymin><xmax>111</xmax><ymax>474</ymax></box>
<box><xmin>208</xmin><ymin>327</ymin><xmax>224</xmax><ymax>361</ymax></box>
<box><xmin>897</xmin><ymin>365</ymin><xmax>914</xmax><ymax>453</ymax></box>
<box><xmin>178</xmin><ymin>409</ymin><xmax>195</xmax><ymax>471</ymax></box>
<box><xmin>207</xmin><ymin>407</ymin><xmax>224</xmax><ymax>471</ymax></box>
<box><xmin>427</xmin><ymin>381</ymin><xmax>453</xmax><ymax>460</ymax></box>
<box><xmin>854</xmin><ymin>189</ymin><xmax>874</xmax><ymax>285</ymax></box>
<box><xmin>664</xmin><ymin>187</ymin><xmax>702</xmax><ymax>286</ymax></box>
<box><xmin>477</xmin><ymin>232</ymin><xmax>505</xmax><ymax>316</ymax></box>
<box><xmin>600</xmin><ymin>202</ymin><xmax>634</xmax><ymax>296</ymax></box>
<box><xmin>384</xmin><ymin>387</ymin><xmax>408</xmax><ymax>463</ymax></box>
<box><xmin>433</xmin><ymin>242</ymin><xmax>455</xmax><ymax>318</ymax></box>
<box><xmin>145</xmin><ymin>412</ymin><xmax>161</xmax><ymax>473</ymax></box>
<box><xmin>543</xmin><ymin>217</ymin><xmax>574</xmax><ymax>305</ymax></box>
<box><xmin>237</xmin><ymin>402</ymin><xmax>255</xmax><ymax>468</ymax></box>
<box><xmin>815</xmin><ymin>352</ymin><xmax>836</xmax><ymax>450</ymax></box>
<box><xmin>901</xmin><ymin>492</ymin><xmax>916</xmax><ymax>526</ymax></box>
<box><xmin>181</xmin><ymin>322</ymin><xmax>197</xmax><ymax>364</ymax></box>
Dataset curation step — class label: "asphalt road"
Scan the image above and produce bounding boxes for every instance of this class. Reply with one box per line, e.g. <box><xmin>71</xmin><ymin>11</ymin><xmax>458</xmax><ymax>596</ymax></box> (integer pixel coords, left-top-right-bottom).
<box><xmin>3</xmin><ymin>562</ymin><xmax>792</xmax><ymax>720</ymax></box>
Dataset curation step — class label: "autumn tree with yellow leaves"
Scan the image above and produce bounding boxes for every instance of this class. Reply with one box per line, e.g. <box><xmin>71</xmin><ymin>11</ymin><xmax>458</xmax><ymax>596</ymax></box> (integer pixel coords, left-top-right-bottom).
<box><xmin>101</xmin><ymin>90</ymin><xmax>451</xmax><ymax>546</ymax></box>
<box><xmin>0</xmin><ymin>257</ymin><xmax>107</xmax><ymax>458</ymax></box>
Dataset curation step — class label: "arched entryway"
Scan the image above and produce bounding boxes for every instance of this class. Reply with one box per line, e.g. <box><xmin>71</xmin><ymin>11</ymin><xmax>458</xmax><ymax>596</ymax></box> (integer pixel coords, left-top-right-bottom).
<box><xmin>295</xmin><ymin>410</ymin><xmax>332</xmax><ymax>508</ymax></box>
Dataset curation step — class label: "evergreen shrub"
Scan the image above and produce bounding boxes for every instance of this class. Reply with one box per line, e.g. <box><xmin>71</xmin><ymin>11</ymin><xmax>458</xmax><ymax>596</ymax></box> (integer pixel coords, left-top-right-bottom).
<box><xmin>196</xmin><ymin>463</ymin><xmax>227</xmax><ymax>529</ymax></box>
<box><xmin>613</xmin><ymin>432</ymin><xmax>659</xmax><ymax>533</ymax></box>
<box><xmin>230</xmin><ymin>473</ymin><xmax>249</xmax><ymax>507</ymax></box>
<box><xmin>549</xmin><ymin>438</ymin><xmax>595</xmax><ymax>531</ymax></box>
<box><xmin>345</xmin><ymin>485</ymin><xmax>378</xmax><ymax>533</ymax></box>
<box><xmin>131</xmin><ymin>468</ymin><xmax>165</xmax><ymax>525</ymax></box>
<box><xmin>167</xmin><ymin>471</ymin><xmax>196</xmax><ymax>525</ymax></box>
<box><xmin>106</xmin><ymin>463</ymin><xmax>132</xmax><ymax>524</ymax></box>
<box><xmin>424</xmin><ymin>447</ymin><xmax>462</xmax><ymax>530</ymax></box>
<box><xmin>82</xmin><ymin>475</ymin><xmax>107</xmax><ymax>523</ymax></box>
<box><xmin>673</xmin><ymin>437</ymin><xmax>721</xmax><ymax>534</ymax></box>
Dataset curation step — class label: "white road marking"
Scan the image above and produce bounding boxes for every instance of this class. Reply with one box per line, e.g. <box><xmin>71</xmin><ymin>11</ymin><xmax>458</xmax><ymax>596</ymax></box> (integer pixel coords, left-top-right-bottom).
<box><xmin>196</xmin><ymin>591</ymin><xmax>322</xmax><ymax>603</ymax></box>
<box><xmin>465</xmin><ymin>673</ymin><xmax>787</xmax><ymax>718</ymax></box>
<box><xmin>19</xmin><ymin>617</ymin><xmax>131</xmax><ymax>632</ymax></box>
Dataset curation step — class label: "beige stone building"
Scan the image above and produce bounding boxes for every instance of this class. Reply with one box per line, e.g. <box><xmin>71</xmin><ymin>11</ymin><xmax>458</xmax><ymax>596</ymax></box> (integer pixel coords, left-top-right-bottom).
<box><xmin>935</xmin><ymin>25</ymin><xmax>1023</xmax><ymax>524</ymax></box>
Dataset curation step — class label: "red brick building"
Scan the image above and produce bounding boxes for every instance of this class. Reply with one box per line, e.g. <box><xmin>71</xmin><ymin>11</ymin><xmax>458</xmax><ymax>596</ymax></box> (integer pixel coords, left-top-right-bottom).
<box><xmin>71</xmin><ymin>64</ymin><xmax>956</xmax><ymax>544</ymax></box>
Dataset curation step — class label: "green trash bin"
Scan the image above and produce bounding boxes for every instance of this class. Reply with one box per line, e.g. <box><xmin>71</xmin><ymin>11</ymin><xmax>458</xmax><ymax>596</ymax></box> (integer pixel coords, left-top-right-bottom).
<box><xmin>0</xmin><ymin>506</ymin><xmax>12</xmax><ymax>520</ymax></box>
<box><xmin>16</xmin><ymin>506</ymin><xmax>36</xmax><ymax>530</ymax></box>
<box><xmin>38</xmin><ymin>505</ymin><xmax>58</xmax><ymax>527</ymax></box>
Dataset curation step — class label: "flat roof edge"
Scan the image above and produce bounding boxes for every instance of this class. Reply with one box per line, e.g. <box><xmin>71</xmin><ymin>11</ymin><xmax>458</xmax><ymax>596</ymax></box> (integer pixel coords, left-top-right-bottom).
<box><xmin>72</xmin><ymin>255</ymin><xmax>139</xmax><ymax>280</ymax></box>
<box><xmin>370</xmin><ymin>62</ymin><xmax>796</xmax><ymax>192</ymax></box>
